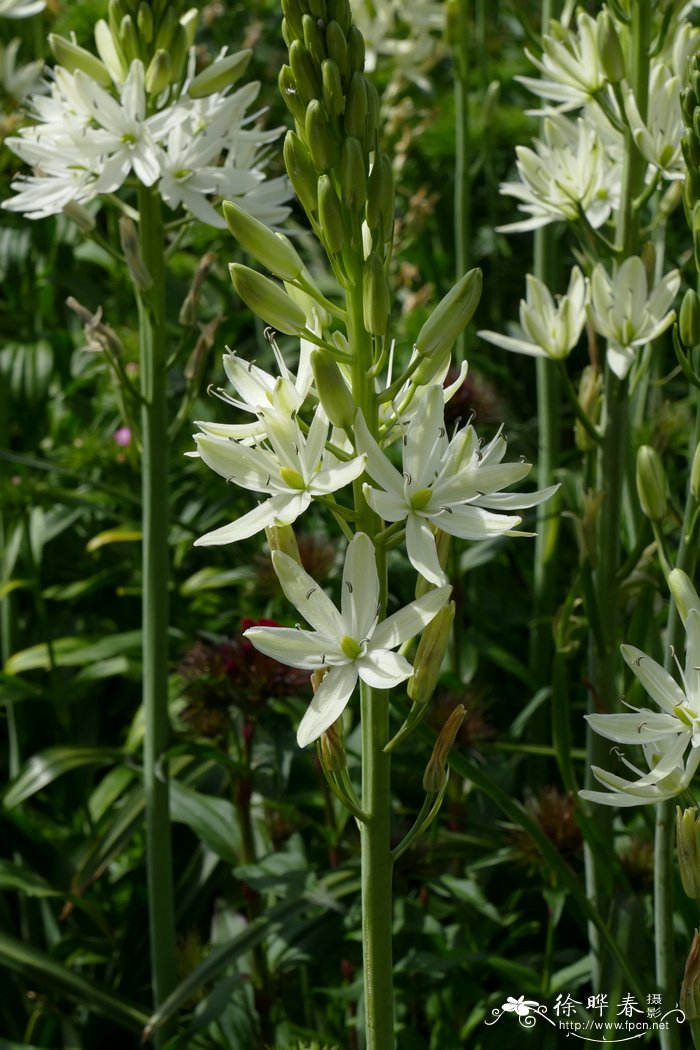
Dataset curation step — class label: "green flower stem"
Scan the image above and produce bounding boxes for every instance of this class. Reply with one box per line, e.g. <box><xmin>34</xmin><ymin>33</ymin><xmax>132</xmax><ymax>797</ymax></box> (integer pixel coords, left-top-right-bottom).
<box><xmin>452</xmin><ymin>0</ymin><xmax>471</xmax><ymax>366</ymax></box>
<box><xmin>347</xmin><ymin>262</ymin><xmax>395</xmax><ymax>1048</ymax></box>
<box><xmin>136</xmin><ymin>184</ymin><xmax>177</xmax><ymax>1039</ymax></box>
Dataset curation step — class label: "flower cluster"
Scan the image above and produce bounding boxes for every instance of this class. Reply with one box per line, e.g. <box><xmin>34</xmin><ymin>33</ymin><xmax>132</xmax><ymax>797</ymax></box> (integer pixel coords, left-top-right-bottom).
<box><xmin>350</xmin><ymin>0</ymin><xmax>445</xmax><ymax>94</ymax></box>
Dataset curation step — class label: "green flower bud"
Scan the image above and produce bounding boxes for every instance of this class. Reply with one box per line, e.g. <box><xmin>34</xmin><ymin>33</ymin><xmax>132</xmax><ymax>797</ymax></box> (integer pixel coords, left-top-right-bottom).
<box><xmin>692</xmin><ymin>445</ymin><xmax>700</xmax><ymax>504</ymax></box>
<box><xmin>282</xmin><ymin>17</ymin><xmax>294</xmax><ymax>48</ymax></box>
<box><xmin>265</xmin><ymin>523</ymin><xmax>302</xmax><ymax>565</ymax></box>
<box><xmin>574</xmin><ymin>365</ymin><xmax>601</xmax><ymax>452</ymax></box>
<box><xmin>681</xmin><ymin>931</ymin><xmax>700</xmax><ymax>1022</ymax></box>
<box><xmin>669</xmin><ymin>569</ymin><xmax>700</xmax><ymax>623</ymax></box>
<box><xmin>145</xmin><ymin>49</ymin><xmax>171</xmax><ymax>95</ymax></box>
<box><xmin>311</xmin><ymin>349</ymin><xmax>355</xmax><ymax>428</ymax></box>
<box><xmin>412</xmin><ymin>345</ymin><xmax>451</xmax><ymax>388</ymax></box>
<box><xmin>407</xmin><ymin>601</ymin><xmax>455</xmax><ymax>704</ymax></box>
<box><xmin>326</xmin><ymin>20</ymin><xmax>348</xmax><ymax>79</ymax></box>
<box><xmin>347</xmin><ymin>24</ymin><xmax>365</xmax><ymax>74</ymax></box>
<box><xmin>596</xmin><ymin>10</ymin><xmax>625</xmax><ymax>83</ymax></box>
<box><xmin>63</xmin><ymin>201</ymin><xmax>97</xmax><ymax>232</ymax></box>
<box><xmin>681</xmin><ymin>88</ymin><xmax>698</xmax><ymax>126</ymax></box>
<box><xmin>48</xmin><ymin>34</ymin><xmax>113</xmax><ymax>87</ymax></box>
<box><xmin>188</xmin><ymin>49</ymin><xmax>252</xmax><ymax>99</ymax></box>
<box><xmin>680</xmin><ymin>289</ymin><xmax>700</xmax><ymax>348</ymax></box>
<box><xmin>119</xmin><ymin>216</ymin><xmax>153</xmax><ymax>291</ymax></box>
<box><xmin>284</xmin><ymin>130</ymin><xmax>319</xmax><ymax>214</ymax></box>
<box><xmin>290</xmin><ymin>39</ymin><xmax>321</xmax><ymax>103</ymax></box>
<box><xmin>308</xmin><ymin>0</ymin><xmax>327</xmax><ymax>18</ymax></box>
<box><xmin>344</xmin><ymin>72</ymin><xmax>367</xmax><ymax>138</ymax></box>
<box><xmin>339</xmin><ymin>137</ymin><xmax>367</xmax><ymax>211</ymax></box>
<box><xmin>693</xmin><ymin>67</ymin><xmax>700</xmax><ymax>106</ymax></box>
<box><xmin>362</xmin><ymin>252</ymin><xmax>391</xmax><ymax>336</ymax></box>
<box><xmin>285</xmin><ymin>268</ymin><xmax>332</xmax><ymax>330</ymax></box>
<box><xmin>95</xmin><ymin>19</ymin><xmax>128</xmax><ymax>83</ymax></box>
<box><xmin>317</xmin><ymin>174</ymin><xmax>345</xmax><ymax>254</ymax></box>
<box><xmin>305</xmin><ymin>99</ymin><xmax>338</xmax><ymax>171</ymax></box>
<box><xmin>322</xmin><ymin>58</ymin><xmax>345</xmax><ymax>117</ymax></box>
<box><xmin>279</xmin><ymin>65</ymin><xmax>307</xmax><ymax>123</ymax></box>
<box><xmin>229</xmin><ymin>264</ymin><xmax>308</xmax><ymax>336</ymax></box>
<box><xmin>179</xmin><ymin>8</ymin><xmax>199</xmax><ymax>49</ymax></box>
<box><xmin>423</xmin><ymin>705</ymin><xmax>466</xmax><ymax>793</ymax></box>
<box><xmin>694</xmin><ymin>108</ymin><xmax>700</xmax><ymax>145</ymax></box>
<box><xmin>119</xmin><ymin>14</ymin><xmax>141</xmax><ymax>63</ymax></box>
<box><xmin>303</xmin><ymin>13</ymin><xmax>327</xmax><ymax>66</ymax></box>
<box><xmin>108</xmin><ymin>0</ymin><xmax>128</xmax><ymax>40</ymax></box>
<box><xmin>363</xmin><ymin>79</ymin><xmax>379</xmax><ymax>151</ymax></box>
<box><xmin>682</xmin><ymin>132</ymin><xmax>700</xmax><ymax>173</ymax></box>
<box><xmin>169</xmin><ymin>23</ymin><xmax>189</xmax><ymax>82</ymax></box>
<box><xmin>635</xmin><ymin>445</ymin><xmax>666</xmax><ymax>522</ymax></box>
<box><xmin>414</xmin><ymin>268</ymin><xmax>482</xmax><ymax>359</ymax></box>
<box><xmin>137</xmin><ymin>2</ymin><xmax>153</xmax><ymax>43</ymax></box>
<box><xmin>154</xmin><ymin>6</ymin><xmax>178</xmax><ymax>51</ymax></box>
<box><xmin>366</xmin><ymin>152</ymin><xmax>394</xmax><ymax>242</ymax></box>
<box><xmin>222</xmin><ymin>201</ymin><xmax>303</xmax><ymax>281</ymax></box>
<box><xmin>281</xmin><ymin>0</ymin><xmax>304</xmax><ymax>40</ymax></box>
<box><xmin>319</xmin><ymin>717</ymin><xmax>347</xmax><ymax>772</ymax></box>
<box><xmin>326</xmin><ymin>0</ymin><xmax>351</xmax><ymax>35</ymax></box>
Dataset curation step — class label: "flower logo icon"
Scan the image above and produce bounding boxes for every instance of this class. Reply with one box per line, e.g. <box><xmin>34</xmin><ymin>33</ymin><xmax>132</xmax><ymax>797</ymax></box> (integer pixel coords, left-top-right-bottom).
<box><xmin>502</xmin><ymin>996</ymin><xmax>541</xmax><ymax>1017</ymax></box>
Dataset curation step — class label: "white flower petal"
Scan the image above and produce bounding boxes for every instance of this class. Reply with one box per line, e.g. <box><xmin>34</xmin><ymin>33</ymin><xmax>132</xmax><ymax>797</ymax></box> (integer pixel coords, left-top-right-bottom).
<box><xmin>244</xmin><ymin>626</ymin><xmax>339</xmax><ymax>669</ymax></box>
<box><xmin>271</xmin><ymin>550</ymin><xmax>345</xmax><ymax>636</ymax></box>
<box><xmin>362</xmin><ymin>484</ymin><xmax>408</xmax><ymax>522</ymax></box>
<box><xmin>296</xmin><ymin>663</ymin><xmax>358</xmax><ymax>747</ymax></box>
<box><xmin>372</xmin><ymin>584</ymin><xmax>452</xmax><ymax>650</ymax></box>
<box><xmin>585</xmin><ymin>711</ymin><xmax>686</xmax><ymax>745</ymax></box>
<box><xmin>357</xmin><ymin>649</ymin><xmax>413</xmax><ymax>688</ymax></box>
<box><xmin>620</xmin><ymin>644</ymin><xmax>686</xmax><ymax>714</ymax></box>
<box><xmin>310</xmin><ymin>454</ymin><xmax>367</xmax><ymax>495</ymax></box>
<box><xmin>404</xmin><ymin>513</ymin><xmax>446</xmax><ymax>585</ymax></box>
<box><xmin>354</xmin><ymin>410</ymin><xmax>404</xmax><ymax>494</ymax></box>
<box><xmin>342</xmin><ymin>532</ymin><xmax>379</xmax><ymax>641</ymax></box>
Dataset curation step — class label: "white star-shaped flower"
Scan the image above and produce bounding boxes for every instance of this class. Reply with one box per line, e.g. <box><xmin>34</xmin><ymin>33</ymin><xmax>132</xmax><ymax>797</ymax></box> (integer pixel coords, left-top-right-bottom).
<box><xmin>516</xmin><ymin>11</ymin><xmax>607</xmax><ymax>112</ymax></box>
<box><xmin>355</xmin><ymin>385</ymin><xmax>558</xmax><ymax>585</ymax></box>
<box><xmin>245</xmin><ymin>531</ymin><xmax>451</xmax><ymax>746</ymax></box>
<box><xmin>623</xmin><ymin>63</ymin><xmax>684</xmax><ymax>181</ymax></box>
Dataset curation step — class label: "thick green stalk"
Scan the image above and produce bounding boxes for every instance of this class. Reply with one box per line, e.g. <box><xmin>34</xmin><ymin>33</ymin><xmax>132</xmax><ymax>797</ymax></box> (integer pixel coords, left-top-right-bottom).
<box><xmin>452</xmin><ymin>0</ymin><xmax>471</xmax><ymax>365</ymax></box>
<box><xmin>347</xmin><ymin>273</ymin><xmax>395</xmax><ymax>1049</ymax></box>
<box><xmin>137</xmin><ymin>185</ymin><xmax>177</xmax><ymax>1036</ymax></box>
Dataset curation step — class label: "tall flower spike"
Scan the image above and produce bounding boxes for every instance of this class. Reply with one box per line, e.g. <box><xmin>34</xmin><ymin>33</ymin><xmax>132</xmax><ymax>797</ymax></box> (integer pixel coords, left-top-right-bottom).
<box><xmin>355</xmin><ymin>385</ymin><xmax>559</xmax><ymax>585</ymax></box>
<box><xmin>244</xmin><ymin>532</ymin><xmax>451</xmax><ymax>746</ymax></box>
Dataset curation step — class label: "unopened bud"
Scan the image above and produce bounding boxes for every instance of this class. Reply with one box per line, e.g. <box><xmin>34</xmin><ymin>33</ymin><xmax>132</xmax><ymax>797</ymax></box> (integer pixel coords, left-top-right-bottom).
<box><xmin>230</xmin><ymin>264</ymin><xmax>307</xmax><ymax>336</ymax></box>
<box><xmin>154</xmin><ymin>7</ymin><xmax>178</xmax><ymax>51</ymax></box>
<box><xmin>423</xmin><ymin>705</ymin><xmax>466</xmax><ymax>793</ymax></box>
<box><xmin>63</xmin><ymin>200</ymin><xmax>96</xmax><ymax>232</ymax></box>
<box><xmin>363</xmin><ymin>79</ymin><xmax>379</xmax><ymax>151</ymax></box>
<box><xmin>95</xmin><ymin>19</ymin><xmax>128</xmax><ymax>83</ymax></box>
<box><xmin>346</xmin><ymin>25</ymin><xmax>365</xmax><ymax>74</ymax></box>
<box><xmin>597</xmin><ymin>10</ymin><xmax>625</xmax><ymax>83</ymax></box>
<box><xmin>311</xmin><ymin>350</ymin><xmax>355</xmax><ymax>429</ymax></box>
<box><xmin>407</xmin><ymin>602</ymin><xmax>455</xmax><ymax>704</ymax></box>
<box><xmin>169</xmin><ymin>23</ymin><xmax>189</xmax><ymax>82</ymax></box>
<box><xmin>281</xmin><ymin>0</ymin><xmax>304</xmax><ymax>40</ymax></box>
<box><xmin>279</xmin><ymin>66</ymin><xmax>307</xmax><ymax>124</ymax></box>
<box><xmin>49</xmin><ymin>34</ymin><xmax>113</xmax><ymax>87</ymax></box>
<box><xmin>412</xmin><ymin>345</ymin><xmax>451</xmax><ymax>388</ymax></box>
<box><xmin>319</xmin><ymin>717</ymin><xmax>346</xmax><ymax>772</ymax></box>
<box><xmin>137</xmin><ymin>2</ymin><xmax>153</xmax><ymax>42</ymax></box>
<box><xmin>574</xmin><ymin>365</ymin><xmax>601</xmax><ymax>452</ymax></box>
<box><xmin>266</xmin><ymin>523</ymin><xmax>302</xmax><ymax>564</ymax></box>
<box><xmin>344</xmin><ymin>72</ymin><xmax>367</xmax><ymax>139</ymax></box>
<box><xmin>318</xmin><ymin>175</ymin><xmax>346</xmax><ymax>254</ymax></box>
<box><xmin>362</xmin><ymin>252</ymin><xmax>391</xmax><ymax>336</ymax></box>
<box><xmin>285</xmin><ymin>267</ymin><xmax>332</xmax><ymax>330</ymax></box>
<box><xmin>414</xmin><ymin>269</ymin><xmax>482</xmax><ymax>359</ymax></box>
<box><xmin>339</xmin><ymin>137</ymin><xmax>367</xmax><ymax>211</ymax></box>
<box><xmin>285</xmin><ymin>131</ymin><xmax>320</xmax><ymax>215</ymax></box>
<box><xmin>290</xmin><ymin>39</ymin><xmax>321</xmax><ymax>103</ymax></box>
<box><xmin>322</xmin><ymin>58</ymin><xmax>344</xmax><ymax>117</ymax></box>
<box><xmin>692</xmin><ymin>445</ymin><xmax>700</xmax><ymax>504</ymax></box>
<box><xmin>681</xmin><ymin>289</ymin><xmax>700</xmax><ymax>348</ymax></box>
<box><xmin>327</xmin><ymin>0</ymin><xmax>351</xmax><ymax>34</ymax></box>
<box><xmin>119</xmin><ymin>216</ymin><xmax>152</xmax><ymax>291</ymax></box>
<box><xmin>180</xmin><ymin>8</ymin><xmax>199</xmax><ymax>49</ymax></box>
<box><xmin>303</xmin><ymin>13</ymin><xmax>327</xmax><ymax>66</ymax></box>
<box><xmin>119</xmin><ymin>14</ymin><xmax>140</xmax><ymax>63</ymax></box>
<box><xmin>683</xmin><ymin>132</ymin><xmax>700</xmax><ymax>173</ymax></box>
<box><xmin>326</xmin><ymin>20</ymin><xmax>348</xmax><ymax>79</ymax></box>
<box><xmin>179</xmin><ymin>251</ymin><xmax>216</xmax><ymax>326</ymax></box>
<box><xmin>188</xmin><ymin>49</ymin><xmax>252</xmax><ymax>98</ymax></box>
<box><xmin>145</xmin><ymin>49</ymin><xmax>171</xmax><ymax>95</ymax></box>
<box><xmin>677</xmin><ymin>808</ymin><xmax>700</xmax><ymax>900</ymax></box>
<box><xmin>669</xmin><ymin>568</ymin><xmax>700</xmax><ymax>623</ymax></box>
<box><xmin>635</xmin><ymin>445</ymin><xmax>666</xmax><ymax>522</ymax></box>
<box><xmin>305</xmin><ymin>99</ymin><xmax>337</xmax><ymax>172</ymax></box>
<box><xmin>223</xmin><ymin>201</ymin><xmax>303</xmax><ymax>281</ymax></box>
<box><xmin>681</xmin><ymin>931</ymin><xmax>700</xmax><ymax>1021</ymax></box>
<box><xmin>366</xmin><ymin>152</ymin><xmax>394</xmax><ymax>243</ymax></box>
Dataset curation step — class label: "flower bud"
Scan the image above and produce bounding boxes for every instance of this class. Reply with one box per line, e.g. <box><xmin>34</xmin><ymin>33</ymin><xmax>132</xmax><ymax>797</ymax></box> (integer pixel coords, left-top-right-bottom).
<box><xmin>223</xmin><ymin>201</ymin><xmax>303</xmax><ymax>281</ymax></box>
<box><xmin>363</xmin><ymin>79</ymin><xmax>379</xmax><ymax>151</ymax></box>
<box><xmin>145</xmin><ymin>49</ymin><xmax>171</xmax><ymax>95</ymax></box>
<box><xmin>423</xmin><ymin>705</ymin><xmax>466</xmax><ymax>793</ymax></box>
<box><xmin>137</xmin><ymin>2</ymin><xmax>153</xmax><ymax>42</ymax></box>
<box><xmin>669</xmin><ymin>568</ymin><xmax>700</xmax><ymax>623</ymax></box>
<box><xmin>180</xmin><ymin>9</ymin><xmax>199</xmax><ymax>50</ymax></box>
<box><xmin>414</xmin><ymin>269</ymin><xmax>482</xmax><ymax>359</ymax></box>
<box><xmin>635</xmin><ymin>445</ymin><xmax>666</xmax><ymax>522</ymax></box>
<box><xmin>108</xmin><ymin>0</ymin><xmax>127</xmax><ymax>40</ymax></box>
<box><xmin>407</xmin><ymin>602</ymin><xmax>455</xmax><ymax>704</ymax></box>
<box><xmin>677</xmin><ymin>808</ymin><xmax>700</xmax><ymax>900</ymax></box>
<box><xmin>339</xmin><ymin>137</ymin><xmax>367</xmax><ymax>212</ymax></box>
<box><xmin>265</xmin><ymin>523</ymin><xmax>302</xmax><ymax>565</ymax></box>
<box><xmin>681</xmin><ymin>931</ymin><xmax>700</xmax><ymax>1021</ymax></box>
<box><xmin>303</xmin><ymin>12</ymin><xmax>327</xmax><ymax>66</ymax></box>
<box><xmin>326</xmin><ymin>20</ymin><xmax>348</xmax><ymax>79</ymax></box>
<box><xmin>597</xmin><ymin>10</ymin><xmax>625</xmax><ymax>83</ymax></box>
<box><xmin>285</xmin><ymin>266</ymin><xmax>332</xmax><ymax>330</ymax></box>
<box><xmin>310</xmin><ymin>666</ymin><xmax>329</xmax><ymax>694</ymax></box>
<box><xmin>281</xmin><ymin>0</ymin><xmax>304</xmax><ymax>40</ymax></box>
<box><xmin>318</xmin><ymin>174</ymin><xmax>346</xmax><ymax>254</ymax></box>
<box><xmin>347</xmin><ymin>25</ymin><xmax>365</xmax><ymax>74</ymax></box>
<box><xmin>680</xmin><ymin>289</ymin><xmax>700</xmax><ymax>348</ymax></box>
<box><xmin>322</xmin><ymin>58</ymin><xmax>345</xmax><ymax>117</ymax></box>
<box><xmin>279</xmin><ymin>66</ymin><xmax>307</xmax><ymax>124</ymax></box>
<box><xmin>229</xmin><ymin>264</ymin><xmax>308</xmax><ymax>336</ymax></box>
<box><xmin>169</xmin><ymin>23</ymin><xmax>189</xmax><ymax>82</ymax></box>
<box><xmin>311</xmin><ymin>350</ymin><xmax>355</xmax><ymax>429</ymax></box>
<box><xmin>319</xmin><ymin>717</ymin><xmax>346</xmax><ymax>772</ymax></box>
<box><xmin>305</xmin><ymin>99</ymin><xmax>338</xmax><ymax>172</ymax></box>
<box><xmin>119</xmin><ymin>14</ymin><xmax>140</xmax><ymax>63</ymax></box>
<box><xmin>154</xmin><ymin>7</ymin><xmax>178</xmax><ymax>51</ymax></box>
<box><xmin>119</xmin><ymin>216</ymin><xmax>152</xmax><ymax>291</ymax></box>
<box><xmin>49</xmin><ymin>34</ymin><xmax>113</xmax><ymax>87</ymax></box>
<box><xmin>95</xmin><ymin>19</ymin><xmax>128</xmax><ymax>83</ymax></box>
<box><xmin>366</xmin><ymin>152</ymin><xmax>394</xmax><ymax>242</ymax></box>
<box><xmin>327</xmin><ymin>0</ymin><xmax>351</xmax><ymax>35</ymax></box>
<box><xmin>574</xmin><ymin>365</ymin><xmax>601</xmax><ymax>452</ymax></box>
<box><xmin>683</xmin><ymin>132</ymin><xmax>700</xmax><ymax>173</ymax></box>
<box><xmin>692</xmin><ymin>445</ymin><xmax>700</xmax><ymax>504</ymax></box>
<box><xmin>290</xmin><ymin>39</ymin><xmax>321</xmax><ymax>103</ymax></box>
<box><xmin>362</xmin><ymin>252</ymin><xmax>391</xmax><ymax>336</ymax></box>
<box><xmin>63</xmin><ymin>201</ymin><xmax>96</xmax><ymax>232</ymax></box>
<box><xmin>344</xmin><ymin>72</ymin><xmax>367</xmax><ymax>138</ymax></box>
<box><xmin>188</xmin><ymin>49</ymin><xmax>252</xmax><ymax>98</ymax></box>
<box><xmin>284</xmin><ymin>131</ymin><xmax>319</xmax><ymax>215</ymax></box>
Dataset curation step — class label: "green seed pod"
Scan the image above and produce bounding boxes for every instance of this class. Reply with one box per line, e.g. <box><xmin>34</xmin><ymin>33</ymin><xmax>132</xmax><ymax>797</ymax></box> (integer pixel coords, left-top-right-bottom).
<box><xmin>145</xmin><ymin>49</ymin><xmax>172</xmax><ymax>94</ymax></box>
<box><xmin>311</xmin><ymin>349</ymin><xmax>355</xmax><ymax>428</ymax></box>
<box><xmin>362</xmin><ymin>252</ymin><xmax>391</xmax><ymax>336</ymax></box>
<box><xmin>303</xmin><ymin>13</ymin><xmax>327</xmax><ymax>65</ymax></box>
<box><xmin>414</xmin><ymin>268</ymin><xmax>483</xmax><ymax>359</ymax></box>
<box><xmin>635</xmin><ymin>445</ymin><xmax>666</xmax><ymax>522</ymax></box>
<box><xmin>137</xmin><ymin>1</ymin><xmax>153</xmax><ymax>42</ymax></box>
<box><xmin>317</xmin><ymin>174</ymin><xmax>345</xmax><ymax>253</ymax></box>
<box><xmin>693</xmin><ymin>67</ymin><xmax>700</xmax><ymax>105</ymax></box>
<box><xmin>364</xmin><ymin>79</ymin><xmax>379</xmax><ymax>151</ymax></box>
<box><xmin>669</xmin><ymin>568</ymin><xmax>700</xmax><ymax>622</ymax></box>
<box><xmin>325</xmin><ymin>20</ymin><xmax>348</xmax><ymax>79</ymax></box>
<box><xmin>281</xmin><ymin>0</ymin><xmax>304</xmax><ymax>40</ymax></box>
<box><xmin>326</xmin><ymin>0</ymin><xmax>351</xmax><ymax>34</ymax></box>
<box><xmin>279</xmin><ymin>65</ymin><xmax>307</xmax><ymax>123</ymax></box>
<box><xmin>48</xmin><ymin>34</ymin><xmax>113</xmax><ymax>87</ymax></box>
<box><xmin>223</xmin><ymin>201</ymin><xmax>303</xmax><ymax>281</ymax></box>
<box><xmin>339</xmin><ymin>136</ymin><xmax>367</xmax><ymax>211</ymax></box>
<box><xmin>366</xmin><ymin>152</ymin><xmax>395</xmax><ymax>243</ymax></box>
<box><xmin>154</xmin><ymin>6</ymin><xmax>178</xmax><ymax>51</ymax></box>
<box><xmin>229</xmin><ymin>264</ymin><xmax>308</xmax><ymax>336</ymax></box>
<box><xmin>596</xmin><ymin>9</ymin><xmax>625</xmax><ymax>83</ymax></box>
<box><xmin>289</xmin><ymin>39</ymin><xmax>321</xmax><ymax>102</ymax></box>
<box><xmin>693</xmin><ymin>202</ymin><xmax>700</xmax><ymax>271</ymax></box>
<box><xmin>680</xmin><ymin>288</ymin><xmax>700</xmax><ymax>348</ymax></box>
<box><xmin>305</xmin><ymin>99</ymin><xmax>337</xmax><ymax>171</ymax></box>
<box><xmin>322</xmin><ymin>58</ymin><xmax>345</xmax><ymax>117</ymax></box>
<box><xmin>120</xmin><ymin>14</ymin><xmax>141</xmax><ymax>62</ymax></box>
<box><xmin>189</xmin><ymin>49</ymin><xmax>252</xmax><ymax>98</ymax></box>
<box><xmin>347</xmin><ymin>25</ymin><xmax>365</xmax><ymax>73</ymax></box>
<box><xmin>284</xmin><ymin>130</ymin><xmax>319</xmax><ymax>214</ymax></box>
<box><xmin>407</xmin><ymin>602</ymin><xmax>455</xmax><ymax>704</ymax></box>
<box><xmin>344</xmin><ymin>72</ymin><xmax>367</xmax><ymax>138</ymax></box>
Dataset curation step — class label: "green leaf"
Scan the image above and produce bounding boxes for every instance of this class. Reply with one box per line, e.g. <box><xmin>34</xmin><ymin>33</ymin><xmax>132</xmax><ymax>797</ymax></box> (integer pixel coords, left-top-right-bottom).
<box><xmin>42</xmin><ymin>567</ymin><xmax>121</xmax><ymax>601</ymax></box>
<box><xmin>3</xmin><ymin>746</ymin><xmax>122</xmax><ymax>809</ymax></box>
<box><xmin>169</xmin><ymin>780</ymin><xmax>241</xmax><ymax>865</ymax></box>
<box><xmin>86</xmin><ymin>529</ymin><xmax>142</xmax><ymax>552</ymax></box>
<box><xmin>0</xmin><ymin>860</ymin><xmax>59</xmax><ymax>898</ymax></box>
<box><xmin>180</xmin><ymin>566</ymin><xmax>253</xmax><ymax>595</ymax></box>
<box><xmin>4</xmin><ymin>631</ymin><xmax>143</xmax><ymax>674</ymax></box>
<box><xmin>0</xmin><ymin>579</ymin><xmax>30</xmax><ymax>599</ymax></box>
<box><xmin>0</xmin><ymin>672</ymin><xmax>43</xmax><ymax>704</ymax></box>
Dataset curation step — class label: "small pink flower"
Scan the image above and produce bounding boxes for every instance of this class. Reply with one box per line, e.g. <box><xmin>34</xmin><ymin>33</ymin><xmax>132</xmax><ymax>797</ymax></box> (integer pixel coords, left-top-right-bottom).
<box><xmin>113</xmin><ymin>426</ymin><xmax>132</xmax><ymax>447</ymax></box>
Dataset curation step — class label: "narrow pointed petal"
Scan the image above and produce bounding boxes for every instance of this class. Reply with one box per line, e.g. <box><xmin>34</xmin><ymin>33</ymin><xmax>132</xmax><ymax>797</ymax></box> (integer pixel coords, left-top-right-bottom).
<box><xmin>354</xmin><ymin>410</ymin><xmax>404</xmax><ymax>494</ymax></box>
<box><xmin>194</xmin><ymin>496</ymin><xmax>286</xmax><ymax>546</ymax></box>
<box><xmin>373</xmin><ymin>584</ymin><xmax>452</xmax><ymax>649</ymax></box>
<box><xmin>357</xmin><ymin>649</ymin><xmax>413</xmax><ymax>688</ymax></box>
<box><xmin>404</xmin><ymin>513</ymin><xmax>446</xmax><ymax>585</ymax></box>
<box><xmin>272</xmin><ymin>550</ymin><xmax>345</xmax><ymax>636</ymax></box>
<box><xmin>296</xmin><ymin>663</ymin><xmax>358</xmax><ymax>747</ymax></box>
<box><xmin>362</xmin><ymin>484</ymin><xmax>408</xmax><ymax>522</ymax></box>
<box><xmin>620</xmin><ymin>644</ymin><xmax>686</xmax><ymax>713</ymax></box>
<box><xmin>478</xmin><ymin>330</ymin><xmax>545</xmax><ymax>358</ymax></box>
<box><xmin>404</xmin><ymin>385</ymin><xmax>445</xmax><ymax>488</ymax></box>
<box><xmin>341</xmin><ymin>532</ymin><xmax>379</xmax><ymax>640</ymax></box>
<box><xmin>244</xmin><ymin>626</ymin><xmax>339</xmax><ymax>669</ymax></box>
<box><xmin>311</xmin><ymin>454</ymin><xmax>367</xmax><ymax>495</ymax></box>
<box><xmin>473</xmin><ymin>483</ymin><xmax>560</xmax><ymax>510</ymax></box>
<box><xmin>585</xmin><ymin>711</ymin><xmax>685</xmax><ymax>745</ymax></box>
<box><xmin>433</xmin><ymin>504</ymin><xmax>521</xmax><ymax>540</ymax></box>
